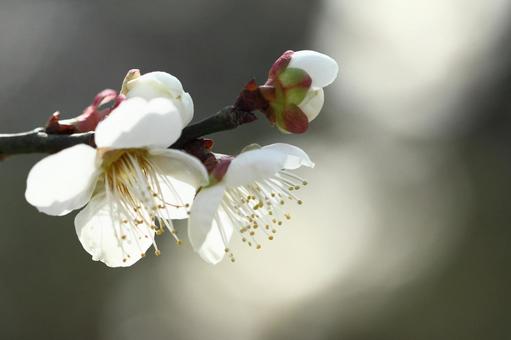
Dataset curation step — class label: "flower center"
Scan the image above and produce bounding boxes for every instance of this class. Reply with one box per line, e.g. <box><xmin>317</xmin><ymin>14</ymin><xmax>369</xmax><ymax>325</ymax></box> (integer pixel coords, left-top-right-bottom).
<box><xmin>101</xmin><ymin>149</ymin><xmax>188</xmax><ymax>262</ymax></box>
<box><xmin>218</xmin><ymin>169</ymin><xmax>307</xmax><ymax>262</ymax></box>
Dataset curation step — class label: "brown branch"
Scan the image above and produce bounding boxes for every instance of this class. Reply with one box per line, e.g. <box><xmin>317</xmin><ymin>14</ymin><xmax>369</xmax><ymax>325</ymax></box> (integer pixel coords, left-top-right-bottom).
<box><xmin>0</xmin><ymin>129</ymin><xmax>95</xmax><ymax>156</ymax></box>
<box><xmin>171</xmin><ymin>105</ymin><xmax>256</xmax><ymax>148</ymax></box>
<box><xmin>0</xmin><ymin>106</ymin><xmax>257</xmax><ymax>158</ymax></box>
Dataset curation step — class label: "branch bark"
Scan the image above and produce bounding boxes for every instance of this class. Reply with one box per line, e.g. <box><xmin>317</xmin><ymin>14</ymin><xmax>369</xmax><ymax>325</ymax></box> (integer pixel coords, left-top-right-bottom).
<box><xmin>0</xmin><ymin>105</ymin><xmax>257</xmax><ymax>158</ymax></box>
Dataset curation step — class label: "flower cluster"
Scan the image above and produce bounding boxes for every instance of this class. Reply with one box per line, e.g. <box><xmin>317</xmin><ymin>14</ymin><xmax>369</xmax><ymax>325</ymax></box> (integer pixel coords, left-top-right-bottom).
<box><xmin>25</xmin><ymin>50</ymin><xmax>338</xmax><ymax>267</ymax></box>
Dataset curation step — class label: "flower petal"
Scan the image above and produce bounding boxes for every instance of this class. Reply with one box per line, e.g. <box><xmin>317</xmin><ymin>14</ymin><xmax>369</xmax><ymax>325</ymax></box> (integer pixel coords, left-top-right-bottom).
<box><xmin>223</xmin><ymin>144</ymin><xmax>314</xmax><ymax>187</ymax></box>
<box><xmin>262</xmin><ymin>143</ymin><xmax>315</xmax><ymax>169</ymax></box>
<box><xmin>288</xmin><ymin>50</ymin><xmax>339</xmax><ymax>88</ymax></box>
<box><xmin>75</xmin><ymin>193</ymin><xmax>154</xmax><ymax>267</ymax></box>
<box><xmin>148</xmin><ymin>149</ymin><xmax>208</xmax><ymax>189</ymax></box>
<box><xmin>127</xmin><ymin>71</ymin><xmax>184</xmax><ymax>98</ymax></box>
<box><xmin>223</xmin><ymin>148</ymin><xmax>287</xmax><ymax>187</ymax></box>
<box><xmin>95</xmin><ymin>97</ymin><xmax>183</xmax><ymax>149</ymax></box>
<box><xmin>25</xmin><ymin>144</ymin><xmax>99</xmax><ymax>216</ymax></box>
<box><xmin>188</xmin><ymin>184</ymin><xmax>233</xmax><ymax>264</ymax></box>
<box><xmin>298</xmin><ymin>87</ymin><xmax>324</xmax><ymax>121</ymax></box>
<box><xmin>176</xmin><ymin>91</ymin><xmax>194</xmax><ymax>126</ymax></box>
<box><xmin>127</xmin><ymin>71</ymin><xmax>194</xmax><ymax>126</ymax></box>
<box><xmin>147</xmin><ymin>149</ymin><xmax>208</xmax><ymax>219</ymax></box>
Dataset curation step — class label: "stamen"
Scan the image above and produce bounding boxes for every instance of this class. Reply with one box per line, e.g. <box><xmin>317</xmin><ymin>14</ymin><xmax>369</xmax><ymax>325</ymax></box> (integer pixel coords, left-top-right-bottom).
<box><xmin>102</xmin><ymin>149</ymin><xmax>189</xmax><ymax>261</ymax></box>
<box><xmin>214</xmin><ymin>169</ymin><xmax>307</xmax><ymax>257</ymax></box>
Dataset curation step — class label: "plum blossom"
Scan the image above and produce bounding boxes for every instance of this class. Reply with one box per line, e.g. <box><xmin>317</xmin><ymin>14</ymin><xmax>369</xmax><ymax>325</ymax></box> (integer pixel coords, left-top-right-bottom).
<box><xmin>187</xmin><ymin>143</ymin><xmax>314</xmax><ymax>264</ymax></box>
<box><xmin>25</xmin><ymin>96</ymin><xmax>208</xmax><ymax>267</ymax></box>
<box><xmin>260</xmin><ymin>50</ymin><xmax>338</xmax><ymax>133</ymax></box>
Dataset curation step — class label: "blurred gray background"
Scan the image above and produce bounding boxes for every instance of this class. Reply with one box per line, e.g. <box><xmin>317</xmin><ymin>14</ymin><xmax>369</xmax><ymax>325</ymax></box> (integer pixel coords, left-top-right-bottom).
<box><xmin>1</xmin><ymin>0</ymin><xmax>510</xmax><ymax>339</ymax></box>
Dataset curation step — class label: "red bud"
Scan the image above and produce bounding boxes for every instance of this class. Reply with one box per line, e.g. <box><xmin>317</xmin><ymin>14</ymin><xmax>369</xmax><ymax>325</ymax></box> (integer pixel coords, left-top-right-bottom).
<box><xmin>45</xmin><ymin>89</ymin><xmax>125</xmax><ymax>134</ymax></box>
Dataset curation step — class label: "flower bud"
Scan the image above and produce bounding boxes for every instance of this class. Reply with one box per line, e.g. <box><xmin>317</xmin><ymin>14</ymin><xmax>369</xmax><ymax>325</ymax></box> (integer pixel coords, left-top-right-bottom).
<box><xmin>46</xmin><ymin>89</ymin><xmax>124</xmax><ymax>134</ymax></box>
<box><xmin>261</xmin><ymin>50</ymin><xmax>338</xmax><ymax>133</ymax></box>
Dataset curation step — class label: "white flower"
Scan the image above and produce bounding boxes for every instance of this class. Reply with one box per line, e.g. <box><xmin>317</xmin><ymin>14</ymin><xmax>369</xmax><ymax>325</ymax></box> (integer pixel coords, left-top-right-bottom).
<box><xmin>25</xmin><ymin>97</ymin><xmax>208</xmax><ymax>267</ymax></box>
<box><xmin>125</xmin><ymin>71</ymin><xmax>194</xmax><ymax>127</ymax></box>
<box><xmin>187</xmin><ymin>143</ymin><xmax>314</xmax><ymax>264</ymax></box>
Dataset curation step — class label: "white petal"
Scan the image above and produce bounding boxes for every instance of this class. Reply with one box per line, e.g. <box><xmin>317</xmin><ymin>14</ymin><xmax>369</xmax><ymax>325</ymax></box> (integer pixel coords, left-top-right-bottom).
<box><xmin>75</xmin><ymin>193</ymin><xmax>154</xmax><ymax>267</ymax></box>
<box><xmin>176</xmin><ymin>91</ymin><xmax>194</xmax><ymax>126</ymax></box>
<box><xmin>262</xmin><ymin>143</ymin><xmax>315</xmax><ymax>169</ymax></box>
<box><xmin>147</xmin><ymin>149</ymin><xmax>208</xmax><ymax>219</ymax></box>
<box><xmin>223</xmin><ymin>148</ymin><xmax>287</xmax><ymax>187</ymax></box>
<box><xmin>127</xmin><ymin>71</ymin><xmax>184</xmax><ymax>99</ymax></box>
<box><xmin>188</xmin><ymin>185</ymin><xmax>233</xmax><ymax>264</ymax></box>
<box><xmin>95</xmin><ymin>97</ymin><xmax>183</xmax><ymax>149</ymax></box>
<box><xmin>148</xmin><ymin>149</ymin><xmax>208</xmax><ymax>189</ymax></box>
<box><xmin>298</xmin><ymin>87</ymin><xmax>324</xmax><ymax>121</ymax></box>
<box><xmin>127</xmin><ymin>71</ymin><xmax>194</xmax><ymax>126</ymax></box>
<box><xmin>288</xmin><ymin>50</ymin><xmax>339</xmax><ymax>88</ymax></box>
<box><xmin>223</xmin><ymin>144</ymin><xmax>314</xmax><ymax>187</ymax></box>
<box><xmin>25</xmin><ymin>144</ymin><xmax>99</xmax><ymax>216</ymax></box>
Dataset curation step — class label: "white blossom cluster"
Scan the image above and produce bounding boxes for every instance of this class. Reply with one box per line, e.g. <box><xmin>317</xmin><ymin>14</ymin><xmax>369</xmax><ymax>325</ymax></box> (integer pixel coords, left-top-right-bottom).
<box><xmin>25</xmin><ymin>50</ymin><xmax>338</xmax><ymax>267</ymax></box>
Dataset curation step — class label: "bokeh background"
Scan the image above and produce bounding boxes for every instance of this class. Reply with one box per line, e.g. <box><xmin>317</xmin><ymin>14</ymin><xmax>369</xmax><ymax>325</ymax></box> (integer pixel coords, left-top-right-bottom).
<box><xmin>1</xmin><ymin>0</ymin><xmax>510</xmax><ymax>339</ymax></box>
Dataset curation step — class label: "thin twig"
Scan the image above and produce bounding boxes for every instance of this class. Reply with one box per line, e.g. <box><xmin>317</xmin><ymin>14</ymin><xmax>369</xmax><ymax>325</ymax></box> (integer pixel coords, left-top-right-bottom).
<box><xmin>0</xmin><ymin>106</ymin><xmax>257</xmax><ymax>158</ymax></box>
<box><xmin>171</xmin><ymin>106</ymin><xmax>257</xmax><ymax>148</ymax></box>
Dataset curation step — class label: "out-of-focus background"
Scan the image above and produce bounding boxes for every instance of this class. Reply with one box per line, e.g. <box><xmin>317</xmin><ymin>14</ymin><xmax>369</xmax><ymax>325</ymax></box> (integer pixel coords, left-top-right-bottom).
<box><xmin>1</xmin><ymin>0</ymin><xmax>510</xmax><ymax>339</ymax></box>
